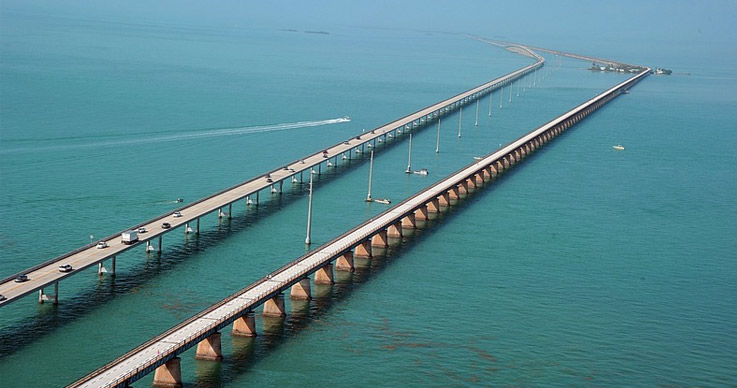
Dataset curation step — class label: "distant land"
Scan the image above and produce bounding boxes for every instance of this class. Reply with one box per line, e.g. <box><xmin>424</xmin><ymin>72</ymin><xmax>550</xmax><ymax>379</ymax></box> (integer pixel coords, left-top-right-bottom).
<box><xmin>278</xmin><ymin>29</ymin><xmax>330</xmax><ymax>35</ymax></box>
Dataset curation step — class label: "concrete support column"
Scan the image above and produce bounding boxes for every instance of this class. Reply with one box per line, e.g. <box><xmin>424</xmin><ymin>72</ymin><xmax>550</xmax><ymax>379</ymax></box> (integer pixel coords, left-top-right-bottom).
<box><xmin>290</xmin><ymin>278</ymin><xmax>311</xmax><ymax>300</ymax></box>
<box><xmin>314</xmin><ymin>263</ymin><xmax>334</xmax><ymax>285</ymax></box>
<box><xmin>335</xmin><ymin>251</ymin><xmax>354</xmax><ymax>271</ymax></box>
<box><xmin>153</xmin><ymin>357</ymin><xmax>182</xmax><ymax>388</ymax></box>
<box><xmin>232</xmin><ymin>312</ymin><xmax>257</xmax><ymax>337</ymax></box>
<box><xmin>503</xmin><ymin>157</ymin><xmax>511</xmax><ymax>169</ymax></box>
<box><xmin>228</xmin><ymin>203</ymin><xmax>233</xmax><ymax>219</ymax></box>
<box><xmin>448</xmin><ymin>186</ymin><xmax>461</xmax><ymax>199</ymax></box>
<box><xmin>354</xmin><ymin>240</ymin><xmax>372</xmax><ymax>258</ymax></box>
<box><xmin>98</xmin><ymin>262</ymin><xmax>104</xmax><ymax>276</ymax></box>
<box><xmin>38</xmin><ymin>282</ymin><xmax>59</xmax><ymax>304</ymax></box>
<box><xmin>158</xmin><ymin>236</ymin><xmax>162</xmax><ymax>253</ymax></box>
<box><xmin>465</xmin><ymin>177</ymin><xmax>477</xmax><ymax>190</ymax></box>
<box><xmin>414</xmin><ymin>205</ymin><xmax>429</xmax><ymax>221</ymax></box>
<box><xmin>195</xmin><ymin>332</ymin><xmax>223</xmax><ymax>361</ymax></box>
<box><xmin>387</xmin><ymin>220</ymin><xmax>403</xmax><ymax>237</ymax></box>
<box><xmin>111</xmin><ymin>256</ymin><xmax>116</xmax><ymax>277</ymax></box>
<box><xmin>427</xmin><ymin>198</ymin><xmax>441</xmax><ymax>213</ymax></box>
<box><xmin>371</xmin><ymin>230</ymin><xmax>389</xmax><ymax>248</ymax></box>
<box><xmin>401</xmin><ymin>213</ymin><xmax>416</xmax><ymax>229</ymax></box>
<box><xmin>515</xmin><ymin>150</ymin><xmax>522</xmax><ymax>161</ymax></box>
<box><xmin>196</xmin><ymin>218</ymin><xmax>200</xmax><ymax>234</ymax></box>
<box><xmin>438</xmin><ymin>192</ymin><xmax>451</xmax><ymax>207</ymax></box>
<box><xmin>263</xmin><ymin>294</ymin><xmax>286</xmax><ymax>317</ymax></box>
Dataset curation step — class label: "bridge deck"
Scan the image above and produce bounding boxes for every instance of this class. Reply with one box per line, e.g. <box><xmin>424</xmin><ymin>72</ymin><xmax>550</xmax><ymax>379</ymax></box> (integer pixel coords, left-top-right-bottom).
<box><xmin>0</xmin><ymin>48</ymin><xmax>543</xmax><ymax>307</ymax></box>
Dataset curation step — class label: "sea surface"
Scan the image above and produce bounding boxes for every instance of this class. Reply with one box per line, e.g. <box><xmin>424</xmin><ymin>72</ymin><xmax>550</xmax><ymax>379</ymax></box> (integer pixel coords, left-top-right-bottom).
<box><xmin>1</xmin><ymin>9</ymin><xmax>736</xmax><ymax>388</ymax></box>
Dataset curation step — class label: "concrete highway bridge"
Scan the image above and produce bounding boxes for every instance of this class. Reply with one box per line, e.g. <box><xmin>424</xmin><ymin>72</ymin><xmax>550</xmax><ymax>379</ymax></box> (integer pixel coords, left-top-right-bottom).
<box><xmin>0</xmin><ymin>45</ymin><xmax>543</xmax><ymax>308</ymax></box>
<box><xmin>65</xmin><ymin>48</ymin><xmax>649</xmax><ymax>388</ymax></box>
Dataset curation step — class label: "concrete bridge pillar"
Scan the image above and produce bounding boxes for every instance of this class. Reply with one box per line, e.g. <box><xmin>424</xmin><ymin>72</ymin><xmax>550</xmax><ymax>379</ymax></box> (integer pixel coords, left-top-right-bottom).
<box><xmin>335</xmin><ymin>251</ymin><xmax>354</xmax><ymax>271</ymax></box>
<box><xmin>401</xmin><ymin>213</ymin><xmax>417</xmax><ymax>229</ymax></box>
<box><xmin>427</xmin><ymin>198</ymin><xmax>441</xmax><ymax>213</ymax></box>
<box><xmin>466</xmin><ymin>177</ymin><xmax>477</xmax><ymax>189</ymax></box>
<box><xmin>449</xmin><ymin>185</ymin><xmax>461</xmax><ymax>199</ymax></box>
<box><xmin>263</xmin><ymin>294</ymin><xmax>286</xmax><ymax>316</ymax></box>
<box><xmin>489</xmin><ymin>165</ymin><xmax>498</xmax><ymax>178</ymax></box>
<box><xmin>195</xmin><ymin>332</ymin><xmax>223</xmax><ymax>361</ymax></box>
<box><xmin>153</xmin><ymin>357</ymin><xmax>182</xmax><ymax>388</ymax></box>
<box><xmin>438</xmin><ymin>192</ymin><xmax>451</xmax><ymax>207</ymax></box>
<box><xmin>481</xmin><ymin>168</ymin><xmax>492</xmax><ymax>181</ymax></box>
<box><xmin>38</xmin><ymin>282</ymin><xmax>59</xmax><ymax>304</ymax></box>
<box><xmin>414</xmin><ymin>205</ymin><xmax>429</xmax><ymax>221</ymax></box>
<box><xmin>495</xmin><ymin>160</ymin><xmax>504</xmax><ymax>173</ymax></box>
<box><xmin>290</xmin><ymin>278</ymin><xmax>311</xmax><ymax>300</ymax></box>
<box><xmin>371</xmin><ymin>230</ymin><xmax>389</xmax><ymax>248</ymax></box>
<box><xmin>503</xmin><ymin>157</ymin><xmax>511</xmax><ymax>169</ymax></box>
<box><xmin>387</xmin><ymin>220</ymin><xmax>403</xmax><ymax>237</ymax></box>
<box><xmin>232</xmin><ymin>312</ymin><xmax>257</xmax><ymax>337</ymax></box>
<box><xmin>315</xmin><ymin>263</ymin><xmax>334</xmax><ymax>285</ymax></box>
<box><xmin>354</xmin><ymin>240</ymin><xmax>372</xmax><ymax>258</ymax></box>
<box><xmin>515</xmin><ymin>150</ymin><xmax>522</xmax><ymax>161</ymax></box>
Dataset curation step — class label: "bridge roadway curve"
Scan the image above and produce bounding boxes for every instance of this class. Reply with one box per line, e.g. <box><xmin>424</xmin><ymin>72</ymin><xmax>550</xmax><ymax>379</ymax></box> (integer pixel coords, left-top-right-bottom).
<box><xmin>67</xmin><ymin>57</ymin><xmax>650</xmax><ymax>388</ymax></box>
<box><xmin>0</xmin><ymin>45</ymin><xmax>543</xmax><ymax>308</ymax></box>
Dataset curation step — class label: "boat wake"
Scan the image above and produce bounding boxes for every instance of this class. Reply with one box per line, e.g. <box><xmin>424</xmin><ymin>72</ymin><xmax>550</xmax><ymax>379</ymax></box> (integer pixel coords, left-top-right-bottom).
<box><xmin>1</xmin><ymin>117</ymin><xmax>351</xmax><ymax>155</ymax></box>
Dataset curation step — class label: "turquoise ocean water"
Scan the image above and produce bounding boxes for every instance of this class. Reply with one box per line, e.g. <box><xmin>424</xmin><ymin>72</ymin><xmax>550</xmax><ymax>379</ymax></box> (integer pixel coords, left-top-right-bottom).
<box><xmin>1</xmin><ymin>10</ymin><xmax>736</xmax><ymax>388</ymax></box>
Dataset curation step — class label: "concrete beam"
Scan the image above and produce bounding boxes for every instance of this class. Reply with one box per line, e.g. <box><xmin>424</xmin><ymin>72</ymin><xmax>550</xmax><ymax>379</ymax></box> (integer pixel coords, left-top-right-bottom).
<box><xmin>371</xmin><ymin>230</ymin><xmax>389</xmax><ymax>248</ymax></box>
<box><xmin>290</xmin><ymin>278</ymin><xmax>311</xmax><ymax>300</ymax></box>
<box><xmin>314</xmin><ymin>263</ymin><xmax>334</xmax><ymax>285</ymax></box>
<box><xmin>153</xmin><ymin>357</ymin><xmax>182</xmax><ymax>388</ymax></box>
<box><xmin>414</xmin><ymin>205</ymin><xmax>429</xmax><ymax>221</ymax></box>
<box><xmin>387</xmin><ymin>220</ymin><xmax>403</xmax><ymax>237</ymax></box>
<box><xmin>195</xmin><ymin>332</ymin><xmax>223</xmax><ymax>361</ymax></box>
<box><xmin>232</xmin><ymin>312</ymin><xmax>257</xmax><ymax>337</ymax></box>
<box><xmin>401</xmin><ymin>213</ymin><xmax>416</xmax><ymax>229</ymax></box>
<box><xmin>263</xmin><ymin>294</ymin><xmax>286</xmax><ymax>317</ymax></box>
<box><xmin>335</xmin><ymin>251</ymin><xmax>354</xmax><ymax>271</ymax></box>
<box><xmin>427</xmin><ymin>198</ymin><xmax>441</xmax><ymax>213</ymax></box>
<box><xmin>354</xmin><ymin>240</ymin><xmax>372</xmax><ymax>258</ymax></box>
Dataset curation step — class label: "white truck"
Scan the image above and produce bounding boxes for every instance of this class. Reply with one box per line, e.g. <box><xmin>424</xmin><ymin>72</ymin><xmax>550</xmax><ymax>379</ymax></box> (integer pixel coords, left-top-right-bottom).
<box><xmin>121</xmin><ymin>230</ymin><xmax>139</xmax><ymax>245</ymax></box>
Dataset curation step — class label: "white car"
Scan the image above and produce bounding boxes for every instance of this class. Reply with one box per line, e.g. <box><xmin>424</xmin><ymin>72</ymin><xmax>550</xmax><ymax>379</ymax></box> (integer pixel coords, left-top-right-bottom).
<box><xmin>137</xmin><ymin>227</ymin><xmax>147</xmax><ymax>233</ymax></box>
<box><xmin>58</xmin><ymin>264</ymin><xmax>73</xmax><ymax>273</ymax></box>
<box><xmin>173</xmin><ymin>211</ymin><xmax>182</xmax><ymax>218</ymax></box>
<box><xmin>96</xmin><ymin>241</ymin><xmax>108</xmax><ymax>249</ymax></box>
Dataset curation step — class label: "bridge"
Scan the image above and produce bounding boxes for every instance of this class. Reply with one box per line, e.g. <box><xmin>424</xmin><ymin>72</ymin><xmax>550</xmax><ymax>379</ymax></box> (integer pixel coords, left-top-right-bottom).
<box><xmin>0</xmin><ymin>46</ymin><xmax>543</xmax><ymax>308</ymax></box>
<box><xmin>65</xmin><ymin>48</ymin><xmax>650</xmax><ymax>388</ymax></box>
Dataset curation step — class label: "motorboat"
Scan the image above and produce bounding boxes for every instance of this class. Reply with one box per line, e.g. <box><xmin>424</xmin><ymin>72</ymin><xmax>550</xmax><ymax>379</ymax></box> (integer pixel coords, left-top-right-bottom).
<box><xmin>613</xmin><ymin>145</ymin><xmax>625</xmax><ymax>151</ymax></box>
<box><xmin>413</xmin><ymin>168</ymin><xmax>428</xmax><ymax>176</ymax></box>
<box><xmin>374</xmin><ymin>198</ymin><xmax>391</xmax><ymax>204</ymax></box>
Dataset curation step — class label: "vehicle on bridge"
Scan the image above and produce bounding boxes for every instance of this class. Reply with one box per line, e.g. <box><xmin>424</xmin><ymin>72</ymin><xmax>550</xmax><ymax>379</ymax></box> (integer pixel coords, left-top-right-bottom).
<box><xmin>121</xmin><ymin>230</ymin><xmax>139</xmax><ymax>245</ymax></box>
<box><xmin>96</xmin><ymin>241</ymin><xmax>108</xmax><ymax>249</ymax></box>
<box><xmin>162</xmin><ymin>222</ymin><xmax>171</xmax><ymax>229</ymax></box>
<box><xmin>59</xmin><ymin>264</ymin><xmax>73</xmax><ymax>273</ymax></box>
<box><xmin>14</xmin><ymin>274</ymin><xmax>28</xmax><ymax>283</ymax></box>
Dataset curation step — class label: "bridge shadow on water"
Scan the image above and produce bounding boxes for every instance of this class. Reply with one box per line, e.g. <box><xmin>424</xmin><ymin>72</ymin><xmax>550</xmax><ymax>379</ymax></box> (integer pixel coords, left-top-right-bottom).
<box><xmin>0</xmin><ymin>133</ymin><xmax>424</xmax><ymax>362</ymax></box>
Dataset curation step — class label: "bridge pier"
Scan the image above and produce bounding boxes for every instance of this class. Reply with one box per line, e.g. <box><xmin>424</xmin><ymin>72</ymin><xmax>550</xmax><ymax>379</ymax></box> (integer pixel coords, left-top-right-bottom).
<box><xmin>438</xmin><ymin>192</ymin><xmax>451</xmax><ymax>207</ymax></box>
<box><xmin>371</xmin><ymin>230</ymin><xmax>389</xmax><ymax>248</ymax></box>
<box><xmin>387</xmin><ymin>220</ymin><xmax>403</xmax><ymax>237</ymax></box>
<box><xmin>153</xmin><ymin>357</ymin><xmax>182</xmax><ymax>388</ymax></box>
<box><xmin>414</xmin><ymin>205</ymin><xmax>429</xmax><ymax>221</ymax></box>
<box><xmin>427</xmin><ymin>198</ymin><xmax>441</xmax><ymax>213</ymax></box>
<box><xmin>335</xmin><ymin>251</ymin><xmax>354</xmax><ymax>271</ymax></box>
<box><xmin>38</xmin><ymin>282</ymin><xmax>59</xmax><ymax>304</ymax></box>
<box><xmin>232</xmin><ymin>312</ymin><xmax>257</xmax><ymax>337</ymax></box>
<box><xmin>401</xmin><ymin>213</ymin><xmax>416</xmax><ymax>229</ymax></box>
<box><xmin>290</xmin><ymin>278</ymin><xmax>311</xmax><ymax>300</ymax></box>
<box><xmin>448</xmin><ymin>185</ymin><xmax>461</xmax><ymax>200</ymax></box>
<box><xmin>354</xmin><ymin>240</ymin><xmax>372</xmax><ymax>258</ymax></box>
<box><xmin>263</xmin><ymin>294</ymin><xmax>286</xmax><ymax>317</ymax></box>
<box><xmin>314</xmin><ymin>263</ymin><xmax>334</xmax><ymax>285</ymax></box>
<box><xmin>195</xmin><ymin>332</ymin><xmax>223</xmax><ymax>361</ymax></box>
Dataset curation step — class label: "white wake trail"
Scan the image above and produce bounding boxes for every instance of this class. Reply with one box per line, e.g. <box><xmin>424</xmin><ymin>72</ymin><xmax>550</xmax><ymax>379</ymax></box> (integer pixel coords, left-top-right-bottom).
<box><xmin>1</xmin><ymin>117</ymin><xmax>350</xmax><ymax>155</ymax></box>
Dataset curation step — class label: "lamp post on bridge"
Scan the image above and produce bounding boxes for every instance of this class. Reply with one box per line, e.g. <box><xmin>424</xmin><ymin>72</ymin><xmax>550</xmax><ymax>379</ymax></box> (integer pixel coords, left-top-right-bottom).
<box><xmin>305</xmin><ymin>171</ymin><xmax>314</xmax><ymax>245</ymax></box>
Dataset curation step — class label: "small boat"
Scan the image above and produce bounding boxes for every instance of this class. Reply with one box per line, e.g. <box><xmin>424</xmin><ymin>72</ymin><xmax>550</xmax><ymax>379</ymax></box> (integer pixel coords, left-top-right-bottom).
<box><xmin>176</xmin><ymin>198</ymin><xmax>183</xmax><ymax>203</ymax></box>
<box><xmin>291</xmin><ymin>176</ymin><xmax>298</xmax><ymax>183</ymax></box>
<box><xmin>374</xmin><ymin>198</ymin><xmax>391</xmax><ymax>204</ymax></box>
<box><xmin>343</xmin><ymin>116</ymin><xmax>350</xmax><ymax>121</ymax></box>
<box><xmin>473</xmin><ymin>156</ymin><xmax>483</xmax><ymax>160</ymax></box>
<box><xmin>271</xmin><ymin>187</ymin><xmax>278</xmax><ymax>193</ymax></box>
<box><xmin>613</xmin><ymin>145</ymin><xmax>625</xmax><ymax>151</ymax></box>
<box><xmin>413</xmin><ymin>168</ymin><xmax>428</xmax><ymax>176</ymax></box>
<box><xmin>378</xmin><ymin>138</ymin><xmax>383</xmax><ymax>143</ymax></box>
<box><xmin>342</xmin><ymin>154</ymin><xmax>348</xmax><ymax>160</ymax></box>
<box><xmin>388</xmin><ymin>134</ymin><xmax>393</xmax><ymax>139</ymax></box>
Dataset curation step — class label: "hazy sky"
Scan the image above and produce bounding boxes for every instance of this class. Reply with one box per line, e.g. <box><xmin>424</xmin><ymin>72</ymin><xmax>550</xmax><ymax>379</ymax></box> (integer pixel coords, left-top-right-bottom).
<box><xmin>2</xmin><ymin>0</ymin><xmax>735</xmax><ymax>45</ymax></box>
